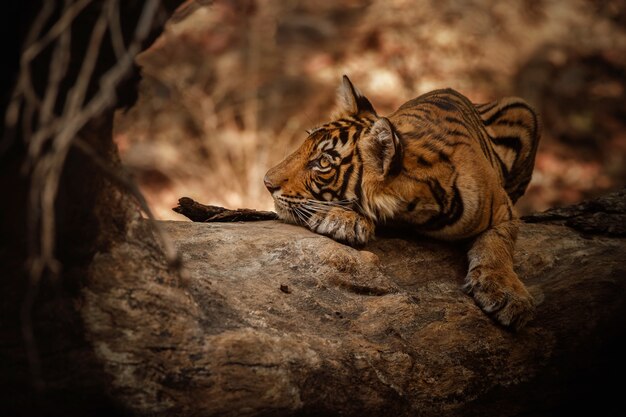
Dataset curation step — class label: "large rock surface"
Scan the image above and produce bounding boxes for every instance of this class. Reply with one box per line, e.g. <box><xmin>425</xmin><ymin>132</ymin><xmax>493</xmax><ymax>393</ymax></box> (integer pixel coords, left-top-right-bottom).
<box><xmin>83</xmin><ymin>211</ymin><xmax>626</xmax><ymax>416</ymax></box>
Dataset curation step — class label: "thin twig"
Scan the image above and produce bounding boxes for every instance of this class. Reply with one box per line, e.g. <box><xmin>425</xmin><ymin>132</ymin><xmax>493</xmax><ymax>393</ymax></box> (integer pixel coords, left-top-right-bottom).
<box><xmin>65</xmin><ymin>4</ymin><xmax>109</xmax><ymax>116</ymax></box>
<box><xmin>28</xmin><ymin>0</ymin><xmax>160</xmax><ymax>277</ymax></box>
<box><xmin>21</xmin><ymin>0</ymin><xmax>92</xmax><ymax>66</ymax></box>
<box><xmin>2</xmin><ymin>0</ymin><xmax>54</xmax><ymax>135</ymax></box>
<box><xmin>39</xmin><ymin>0</ymin><xmax>72</xmax><ymax>127</ymax></box>
<box><xmin>107</xmin><ymin>0</ymin><xmax>127</xmax><ymax>60</ymax></box>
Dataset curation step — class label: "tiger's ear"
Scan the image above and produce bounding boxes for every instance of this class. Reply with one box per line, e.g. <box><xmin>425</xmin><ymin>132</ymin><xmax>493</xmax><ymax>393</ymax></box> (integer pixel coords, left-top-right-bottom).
<box><xmin>334</xmin><ymin>75</ymin><xmax>377</xmax><ymax>118</ymax></box>
<box><xmin>364</xmin><ymin>117</ymin><xmax>402</xmax><ymax>178</ymax></box>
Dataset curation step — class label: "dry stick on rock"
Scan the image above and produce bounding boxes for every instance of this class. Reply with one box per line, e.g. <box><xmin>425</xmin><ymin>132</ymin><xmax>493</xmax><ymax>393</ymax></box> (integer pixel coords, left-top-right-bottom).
<box><xmin>173</xmin><ymin>196</ymin><xmax>278</xmax><ymax>222</ymax></box>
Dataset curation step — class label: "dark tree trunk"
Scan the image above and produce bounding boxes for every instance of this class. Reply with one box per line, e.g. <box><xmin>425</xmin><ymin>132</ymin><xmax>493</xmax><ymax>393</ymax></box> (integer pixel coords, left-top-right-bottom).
<box><xmin>0</xmin><ymin>1</ymin><xmax>185</xmax><ymax>415</ymax></box>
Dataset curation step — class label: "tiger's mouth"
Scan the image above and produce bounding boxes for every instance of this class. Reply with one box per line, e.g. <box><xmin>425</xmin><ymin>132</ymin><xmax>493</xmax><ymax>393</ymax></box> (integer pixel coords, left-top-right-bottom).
<box><xmin>273</xmin><ymin>194</ymin><xmax>360</xmax><ymax>227</ymax></box>
<box><xmin>273</xmin><ymin>195</ymin><xmax>310</xmax><ymax>226</ymax></box>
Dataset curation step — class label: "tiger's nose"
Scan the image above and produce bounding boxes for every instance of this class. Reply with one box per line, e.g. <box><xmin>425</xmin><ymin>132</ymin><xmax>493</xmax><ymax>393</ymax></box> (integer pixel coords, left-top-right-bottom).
<box><xmin>263</xmin><ymin>175</ymin><xmax>280</xmax><ymax>193</ymax></box>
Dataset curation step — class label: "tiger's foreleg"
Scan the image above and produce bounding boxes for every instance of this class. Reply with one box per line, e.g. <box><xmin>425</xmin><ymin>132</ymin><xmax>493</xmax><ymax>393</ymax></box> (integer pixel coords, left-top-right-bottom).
<box><xmin>464</xmin><ymin>201</ymin><xmax>535</xmax><ymax>330</ymax></box>
<box><xmin>307</xmin><ymin>207</ymin><xmax>375</xmax><ymax>247</ymax></box>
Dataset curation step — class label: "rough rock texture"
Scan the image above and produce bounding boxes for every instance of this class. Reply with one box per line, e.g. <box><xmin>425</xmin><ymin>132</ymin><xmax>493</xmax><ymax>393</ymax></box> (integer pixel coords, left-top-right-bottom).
<box><xmin>81</xmin><ymin>197</ymin><xmax>626</xmax><ymax>416</ymax></box>
<box><xmin>523</xmin><ymin>187</ymin><xmax>626</xmax><ymax>236</ymax></box>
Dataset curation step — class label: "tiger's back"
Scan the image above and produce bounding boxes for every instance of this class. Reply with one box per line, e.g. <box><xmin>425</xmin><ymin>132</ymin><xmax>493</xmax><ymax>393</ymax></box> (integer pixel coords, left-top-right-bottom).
<box><xmin>476</xmin><ymin>97</ymin><xmax>540</xmax><ymax>203</ymax></box>
<box><xmin>393</xmin><ymin>88</ymin><xmax>539</xmax><ymax>201</ymax></box>
<box><xmin>384</xmin><ymin>88</ymin><xmax>540</xmax><ymax>239</ymax></box>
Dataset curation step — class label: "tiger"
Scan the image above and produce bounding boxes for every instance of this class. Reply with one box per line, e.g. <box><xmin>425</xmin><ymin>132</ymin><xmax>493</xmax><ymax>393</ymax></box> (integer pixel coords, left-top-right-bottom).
<box><xmin>264</xmin><ymin>75</ymin><xmax>540</xmax><ymax>330</ymax></box>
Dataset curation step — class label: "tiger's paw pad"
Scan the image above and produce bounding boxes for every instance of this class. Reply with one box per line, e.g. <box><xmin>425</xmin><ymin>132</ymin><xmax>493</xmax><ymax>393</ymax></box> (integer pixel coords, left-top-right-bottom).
<box><xmin>464</xmin><ymin>268</ymin><xmax>535</xmax><ymax>331</ymax></box>
<box><xmin>309</xmin><ymin>208</ymin><xmax>374</xmax><ymax>247</ymax></box>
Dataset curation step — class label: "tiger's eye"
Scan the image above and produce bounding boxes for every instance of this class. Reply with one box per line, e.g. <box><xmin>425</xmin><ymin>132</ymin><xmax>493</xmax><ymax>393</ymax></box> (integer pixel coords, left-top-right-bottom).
<box><xmin>319</xmin><ymin>156</ymin><xmax>330</xmax><ymax>168</ymax></box>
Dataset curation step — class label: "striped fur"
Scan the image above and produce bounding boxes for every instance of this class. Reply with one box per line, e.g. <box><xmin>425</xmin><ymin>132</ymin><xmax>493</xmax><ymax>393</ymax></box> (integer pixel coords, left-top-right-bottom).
<box><xmin>264</xmin><ymin>76</ymin><xmax>540</xmax><ymax>329</ymax></box>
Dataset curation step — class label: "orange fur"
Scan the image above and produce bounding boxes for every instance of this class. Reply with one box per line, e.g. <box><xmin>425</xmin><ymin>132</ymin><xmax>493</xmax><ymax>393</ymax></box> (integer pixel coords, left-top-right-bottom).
<box><xmin>264</xmin><ymin>76</ymin><xmax>540</xmax><ymax>329</ymax></box>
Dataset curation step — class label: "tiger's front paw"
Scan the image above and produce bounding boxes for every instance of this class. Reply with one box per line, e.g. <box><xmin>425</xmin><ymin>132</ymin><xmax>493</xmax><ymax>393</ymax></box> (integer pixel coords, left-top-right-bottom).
<box><xmin>308</xmin><ymin>208</ymin><xmax>374</xmax><ymax>247</ymax></box>
<box><xmin>464</xmin><ymin>267</ymin><xmax>535</xmax><ymax>330</ymax></box>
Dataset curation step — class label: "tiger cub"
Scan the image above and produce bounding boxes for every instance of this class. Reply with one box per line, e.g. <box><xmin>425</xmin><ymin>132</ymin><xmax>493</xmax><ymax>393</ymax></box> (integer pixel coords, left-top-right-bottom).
<box><xmin>264</xmin><ymin>75</ymin><xmax>540</xmax><ymax>329</ymax></box>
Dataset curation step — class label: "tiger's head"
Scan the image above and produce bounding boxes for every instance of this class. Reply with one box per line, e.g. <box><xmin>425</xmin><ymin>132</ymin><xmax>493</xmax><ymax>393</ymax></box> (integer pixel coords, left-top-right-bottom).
<box><xmin>264</xmin><ymin>75</ymin><xmax>402</xmax><ymax>224</ymax></box>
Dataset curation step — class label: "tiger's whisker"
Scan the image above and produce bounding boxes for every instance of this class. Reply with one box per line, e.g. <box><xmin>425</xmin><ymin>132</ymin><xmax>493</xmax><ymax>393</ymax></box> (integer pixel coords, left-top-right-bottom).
<box><xmin>292</xmin><ymin>207</ymin><xmax>306</xmax><ymax>225</ymax></box>
<box><xmin>299</xmin><ymin>205</ymin><xmax>318</xmax><ymax>217</ymax></box>
<box><xmin>305</xmin><ymin>200</ymin><xmax>356</xmax><ymax>211</ymax></box>
<box><xmin>305</xmin><ymin>199</ymin><xmax>355</xmax><ymax>208</ymax></box>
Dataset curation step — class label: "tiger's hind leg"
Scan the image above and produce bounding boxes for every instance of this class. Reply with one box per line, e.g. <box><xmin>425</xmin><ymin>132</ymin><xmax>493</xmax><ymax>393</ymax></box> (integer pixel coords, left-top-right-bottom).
<box><xmin>477</xmin><ymin>98</ymin><xmax>541</xmax><ymax>204</ymax></box>
<box><xmin>464</xmin><ymin>192</ymin><xmax>535</xmax><ymax>330</ymax></box>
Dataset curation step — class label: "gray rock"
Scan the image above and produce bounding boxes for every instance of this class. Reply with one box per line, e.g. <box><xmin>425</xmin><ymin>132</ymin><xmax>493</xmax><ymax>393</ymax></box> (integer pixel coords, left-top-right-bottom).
<box><xmin>82</xmin><ymin>213</ymin><xmax>626</xmax><ymax>416</ymax></box>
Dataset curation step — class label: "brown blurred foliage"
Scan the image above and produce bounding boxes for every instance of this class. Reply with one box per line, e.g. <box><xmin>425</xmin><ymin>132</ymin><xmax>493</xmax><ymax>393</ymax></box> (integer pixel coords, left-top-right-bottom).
<box><xmin>114</xmin><ymin>0</ymin><xmax>626</xmax><ymax>219</ymax></box>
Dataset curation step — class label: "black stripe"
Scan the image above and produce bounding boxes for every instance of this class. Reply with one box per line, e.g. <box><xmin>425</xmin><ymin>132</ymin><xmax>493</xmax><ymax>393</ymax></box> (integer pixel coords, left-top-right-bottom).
<box><xmin>428</xmin><ymin>178</ymin><xmax>447</xmax><ymax>208</ymax></box>
<box><xmin>338</xmin><ymin>164</ymin><xmax>354</xmax><ymax>199</ymax></box>
<box><xmin>476</xmin><ymin>101</ymin><xmax>499</xmax><ymax>114</ymax></box>
<box><xmin>356</xmin><ymin>116</ymin><xmax>369</xmax><ymax>124</ymax></box>
<box><xmin>492</xmin><ymin>118</ymin><xmax>535</xmax><ymax>143</ymax></box>
<box><xmin>415</xmin><ymin>127</ymin><xmax>435</xmax><ymax>137</ymax></box>
<box><xmin>417</xmin><ymin>155</ymin><xmax>432</xmax><ymax>167</ymax></box>
<box><xmin>425</xmin><ymin>99</ymin><xmax>456</xmax><ymax>112</ymax></box>
<box><xmin>354</xmin><ymin>148</ymin><xmax>364</xmax><ymax>206</ymax></box>
<box><xmin>444</xmin><ymin>116</ymin><xmax>467</xmax><ymax>127</ymax></box>
<box><xmin>519</xmin><ymin>175</ymin><xmax>532</xmax><ymax>190</ymax></box>
<box><xmin>402</xmin><ymin>108</ymin><xmax>434</xmax><ymax>125</ymax></box>
<box><xmin>401</xmin><ymin>113</ymin><xmax>431</xmax><ymax>124</ymax></box>
<box><xmin>493</xmin><ymin>151</ymin><xmax>510</xmax><ymax>181</ymax></box>
<box><xmin>493</xmin><ymin>119</ymin><xmax>531</xmax><ymax>128</ymax></box>
<box><xmin>339</xmin><ymin>129</ymin><xmax>349</xmax><ymax>145</ymax></box>
<box><xmin>419</xmin><ymin>177</ymin><xmax>464</xmax><ymax>231</ymax></box>
<box><xmin>422</xmin><ymin>141</ymin><xmax>451</xmax><ymax>164</ymax></box>
<box><xmin>443</xmin><ymin>115</ymin><xmax>471</xmax><ymax>139</ymax></box>
<box><xmin>473</xmin><ymin>129</ymin><xmax>494</xmax><ymax>165</ymax></box>
<box><xmin>317</xmin><ymin>172</ymin><xmax>336</xmax><ymax>185</ymax></box>
<box><xmin>309</xmin><ymin>187</ymin><xmax>324</xmax><ymax>200</ymax></box>
<box><xmin>491</xmin><ymin>135</ymin><xmax>523</xmax><ymax>154</ymax></box>
<box><xmin>454</xmin><ymin>103</ymin><xmax>498</xmax><ymax>167</ymax></box>
<box><xmin>355</xmin><ymin>95</ymin><xmax>376</xmax><ymax>114</ymax></box>
<box><xmin>326</xmin><ymin>149</ymin><xmax>341</xmax><ymax>160</ymax></box>
<box><xmin>436</xmin><ymin>149</ymin><xmax>451</xmax><ymax>164</ymax></box>
<box><xmin>509</xmin><ymin>176</ymin><xmax>532</xmax><ymax>204</ymax></box>
<box><xmin>340</xmin><ymin>152</ymin><xmax>354</xmax><ymax>165</ymax></box>
<box><xmin>444</xmin><ymin>130</ymin><xmax>470</xmax><ymax>140</ymax></box>
<box><xmin>433</xmin><ymin>133</ymin><xmax>473</xmax><ymax>149</ymax></box>
<box><xmin>483</xmin><ymin>102</ymin><xmax>534</xmax><ymax>126</ymax></box>
<box><xmin>352</xmin><ymin>125</ymin><xmax>363</xmax><ymax>141</ymax></box>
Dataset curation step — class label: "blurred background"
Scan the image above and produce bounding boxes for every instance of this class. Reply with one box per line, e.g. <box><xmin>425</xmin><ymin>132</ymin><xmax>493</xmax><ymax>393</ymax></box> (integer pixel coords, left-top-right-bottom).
<box><xmin>114</xmin><ymin>0</ymin><xmax>626</xmax><ymax>219</ymax></box>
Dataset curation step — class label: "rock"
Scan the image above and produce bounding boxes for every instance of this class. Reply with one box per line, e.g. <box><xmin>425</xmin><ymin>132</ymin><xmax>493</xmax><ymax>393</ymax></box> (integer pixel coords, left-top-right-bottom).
<box><xmin>81</xmin><ymin>205</ymin><xmax>626</xmax><ymax>416</ymax></box>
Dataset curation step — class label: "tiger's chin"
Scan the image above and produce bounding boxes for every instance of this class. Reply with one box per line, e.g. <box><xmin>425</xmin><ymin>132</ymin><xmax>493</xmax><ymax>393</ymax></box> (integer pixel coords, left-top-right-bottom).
<box><xmin>273</xmin><ymin>201</ymin><xmax>304</xmax><ymax>226</ymax></box>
